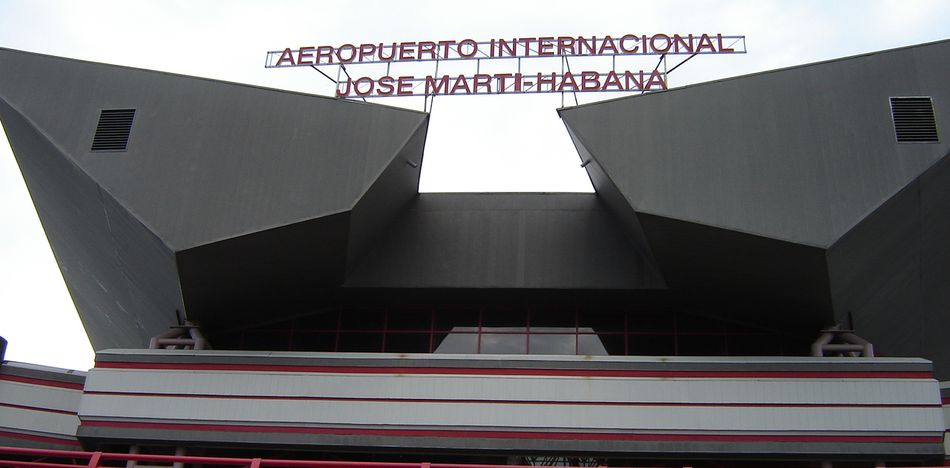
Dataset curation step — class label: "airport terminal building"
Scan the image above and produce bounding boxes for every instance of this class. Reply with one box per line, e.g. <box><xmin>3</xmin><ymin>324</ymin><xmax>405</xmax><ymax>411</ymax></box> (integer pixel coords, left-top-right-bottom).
<box><xmin>0</xmin><ymin>39</ymin><xmax>948</xmax><ymax>467</ymax></box>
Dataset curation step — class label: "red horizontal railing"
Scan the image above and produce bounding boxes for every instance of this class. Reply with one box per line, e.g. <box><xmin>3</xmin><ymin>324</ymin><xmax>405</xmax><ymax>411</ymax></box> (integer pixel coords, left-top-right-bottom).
<box><xmin>0</xmin><ymin>446</ymin><xmax>945</xmax><ymax>468</ymax></box>
<box><xmin>1</xmin><ymin>446</ymin><xmax>586</xmax><ymax>468</ymax></box>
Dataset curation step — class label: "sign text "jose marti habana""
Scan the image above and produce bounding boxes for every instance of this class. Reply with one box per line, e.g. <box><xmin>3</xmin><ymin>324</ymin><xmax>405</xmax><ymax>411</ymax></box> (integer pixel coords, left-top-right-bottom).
<box><xmin>266</xmin><ymin>34</ymin><xmax>745</xmax><ymax>98</ymax></box>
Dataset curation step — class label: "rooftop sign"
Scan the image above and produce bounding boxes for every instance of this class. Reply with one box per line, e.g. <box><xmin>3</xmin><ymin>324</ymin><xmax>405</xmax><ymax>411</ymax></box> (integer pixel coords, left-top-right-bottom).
<box><xmin>266</xmin><ymin>34</ymin><xmax>746</xmax><ymax>98</ymax></box>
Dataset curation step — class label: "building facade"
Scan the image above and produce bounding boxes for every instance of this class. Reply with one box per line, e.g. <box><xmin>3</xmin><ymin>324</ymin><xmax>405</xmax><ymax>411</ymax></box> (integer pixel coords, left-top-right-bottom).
<box><xmin>1</xmin><ymin>39</ymin><xmax>948</xmax><ymax>467</ymax></box>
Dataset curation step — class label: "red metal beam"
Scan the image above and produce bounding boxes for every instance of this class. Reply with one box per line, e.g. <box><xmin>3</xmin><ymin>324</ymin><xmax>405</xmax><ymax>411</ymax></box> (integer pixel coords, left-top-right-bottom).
<box><xmin>0</xmin><ymin>445</ymin><xmax>944</xmax><ymax>468</ymax></box>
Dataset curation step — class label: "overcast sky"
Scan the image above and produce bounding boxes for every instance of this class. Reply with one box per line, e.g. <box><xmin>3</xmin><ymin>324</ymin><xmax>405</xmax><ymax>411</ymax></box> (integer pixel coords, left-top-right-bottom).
<box><xmin>1</xmin><ymin>0</ymin><xmax>948</xmax><ymax>371</ymax></box>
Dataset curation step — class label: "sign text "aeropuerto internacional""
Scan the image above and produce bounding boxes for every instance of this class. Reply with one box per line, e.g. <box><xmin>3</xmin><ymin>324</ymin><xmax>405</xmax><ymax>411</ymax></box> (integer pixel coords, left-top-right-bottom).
<box><xmin>266</xmin><ymin>34</ymin><xmax>746</xmax><ymax>98</ymax></box>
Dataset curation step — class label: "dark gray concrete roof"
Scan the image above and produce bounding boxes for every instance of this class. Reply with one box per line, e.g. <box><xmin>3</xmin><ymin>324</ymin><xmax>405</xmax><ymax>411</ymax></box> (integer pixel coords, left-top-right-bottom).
<box><xmin>560</xmin><ymin>39</ymin><xmax>950</xmax><ymax>248</ymax></box>
<box><xmin>344</xmin><ymin>193</ymin><xmax>666</xmax><ymax>289</ymax></box>
<box><xmin>3</xmin><ymin>40</ymin><xmax>949</xmax><ymax>378</ymax></box>
<box><xmin>560</xmin><ymin>39</ymin><xmax>950</xmax><ymax>377</ymax></box>
<box><xmin>0</xmin><ymin>47</ymin><xmax>427</xmax><ymax>251</ymax></box>
<box><xmin>0</xmin><ymin>48</ymin><xmax>427</xmax><ymax>348</ymax></box>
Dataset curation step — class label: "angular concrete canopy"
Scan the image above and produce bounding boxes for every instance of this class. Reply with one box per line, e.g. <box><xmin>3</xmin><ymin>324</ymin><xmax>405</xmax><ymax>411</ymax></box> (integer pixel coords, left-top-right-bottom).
<box><xmin>561</xmin><ymin>39</ymin><xmax>950</xmax><ymax>374</ymax></box>
<box><xmin>345</xmin><ymin>193</ymin><xmax>666</xmax><ymax>289</ymax></box>
<box><xmin>561</xmin><ymin>39</ymin><xmax>949</xmax><ymax>249</ymax></box>
<box><xmin>4</xmin><ymin>40</ymin><xmax>948</xmax><ymax>378</ymax></box>
<box><xmin>0</xmin><ymin>48</ymin><xmax>428</xmax><ymax>348</ymax></box>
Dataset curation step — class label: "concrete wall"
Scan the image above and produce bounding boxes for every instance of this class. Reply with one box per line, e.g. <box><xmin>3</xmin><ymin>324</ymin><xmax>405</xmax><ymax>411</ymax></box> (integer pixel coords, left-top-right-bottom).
<box><xmin>0</xmin><ymin>361</ymin><xmax>84</xmax><ymax>449</ymax></box>
<box><xmin>78</xmin><ymin>349</ymin><xmax>945</xmax><ymax>462</ymax></box>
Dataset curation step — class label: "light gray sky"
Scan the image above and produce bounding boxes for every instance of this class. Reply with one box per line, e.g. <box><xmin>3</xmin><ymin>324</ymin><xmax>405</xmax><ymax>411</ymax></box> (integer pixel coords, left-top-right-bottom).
<box><xmin>1</xmin><ymin>0</ymin><xmax>948</xmax><ymax>371</ymax></box>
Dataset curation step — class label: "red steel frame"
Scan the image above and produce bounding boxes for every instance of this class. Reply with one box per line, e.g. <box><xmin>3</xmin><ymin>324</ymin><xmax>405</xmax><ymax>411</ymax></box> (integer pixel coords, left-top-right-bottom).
<box><xmin>0</xmin><ymin>446</ymin><xmax>595</xmax><ymax>468</ymax></box>
<box><xmin>227</xmin><ymin>305</ymin><xmax>791</xmax><ymax>356</ymax></box>
<box><xmin>0</xmin><ymin>446</ymin><xmax>943</xmax><ymax>468</ymax></box>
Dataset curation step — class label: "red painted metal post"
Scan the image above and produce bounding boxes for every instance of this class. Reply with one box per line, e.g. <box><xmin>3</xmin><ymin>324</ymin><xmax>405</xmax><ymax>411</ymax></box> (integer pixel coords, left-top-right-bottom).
<box><xmin>86</xmin><ymin>452</ymin><xmax>101</xmax><ymax>468</ymax></box>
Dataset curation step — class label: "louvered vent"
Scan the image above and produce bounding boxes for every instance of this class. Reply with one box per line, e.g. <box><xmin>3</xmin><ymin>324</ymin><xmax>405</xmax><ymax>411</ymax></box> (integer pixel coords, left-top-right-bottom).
<box><xmin>890</xmin><ymin>97</ymin><xmax>938</xmax><ymax>143</ymax></box>
<box><xmin>91</xmin><ymin>109</ymin><xmax>135</xmax><ymax>151</ymax></box>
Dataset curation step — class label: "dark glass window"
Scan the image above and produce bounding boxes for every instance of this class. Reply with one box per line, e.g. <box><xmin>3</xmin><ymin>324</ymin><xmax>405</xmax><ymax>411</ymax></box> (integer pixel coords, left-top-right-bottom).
<box><xmin>577</xmin><ymin>333</ymin><xmax>608</xmax><ymax>356</ymax></box>
<box><xmin>629</xmin><ymin>313</ymin><xmax>674</xmax><ymax>333</ymax></box>
<box><xmin>212</xmin><ymin>300</ymin><xmax>805</xmax><ymax>358</ymax></box>
<box><xmin>295</xmin><ymin>310</ymin><xmax>339</xmax><ymax>330</ymax></box>
<box><xmin>628</xmin><ymin>334</ymin><xmax>675</xmax><ymax>356</ymax></box>
<box><xmin>434</xmin><ymin>329</ymin><xmax>478</xmax><ymax>354</ymax></box>
<box><xmin>530</xmin><ymin>334</ymin><xmax>576</xmax><ymax>355</ymax></box>
<box><xmin>530</xmin><ymin>308</ymin><xmax>576</xmax><ymax>327</ymax></box>
<box><xmin>482</xmin><ymin>309</ymin><xmax>525</xmax><ymax>327</ymax></box>
<box><xmin>290</xmin><ymin>332</ymin><xmax>337</xmax><ymax>352</ymax></box>
<box><xmin>384</xmin><ymin>333</ymin><xmax>431</xmax><ymax>353</ymax></box>
<box><xmin>338</xmin><ymin>332</ymin><xmax>382</xmax><ymax>352</ymax></box>
<box><xmin>677</xmin><ymin>334</ymin><xmax>726</xmax><ymax>356</ymax></box>
<box><xmin>435</xmin><ymin>308</ymin><xmax>479</xmax><ymax>330</ymax></box>
<box><xmin>242</xmin><ymin>331</ymin><xmax>292</xmax><ymax>351</ymax></box>
<box><xmin>578</xmin><ymin>310</ymin><xmax>623</xmax><ymax>332</ymax></box>
<box><xmin>340</xmin><ymin>309</ymin><xmax>384</xmax><ymax>331</ymax></box>
<box><xmin>387</xmin><ymin>310</ymin><xmax>432</xmax><ymax>331</ymax></box>
<box><xmin>480</xmin><ymin>331</ymin><xmax>527</xmax><ymax>354</ymax></box>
